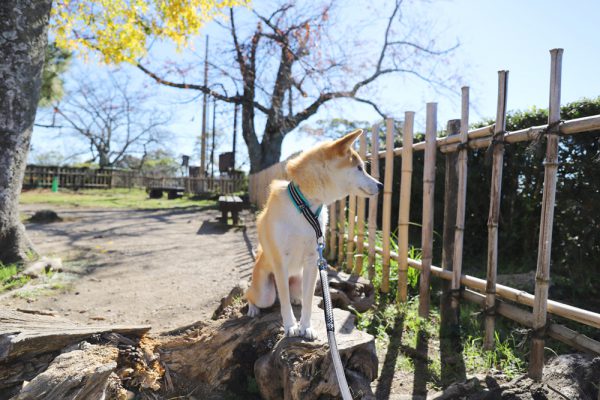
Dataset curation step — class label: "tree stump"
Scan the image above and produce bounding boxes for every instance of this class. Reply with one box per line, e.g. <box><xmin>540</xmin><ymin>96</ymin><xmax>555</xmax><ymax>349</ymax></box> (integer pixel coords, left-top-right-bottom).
<box><xmin>158</xmin><ymin>298</ymin><xmax>378</xmax><ymax>399</ymax></box>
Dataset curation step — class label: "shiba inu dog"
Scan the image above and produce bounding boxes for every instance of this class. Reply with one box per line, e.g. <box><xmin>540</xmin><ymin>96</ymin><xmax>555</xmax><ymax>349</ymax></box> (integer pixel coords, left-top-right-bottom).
<box><xmin>246</xmin><ymin>129</ymin><xmax>383</xmax><ymax>339</ymax></box>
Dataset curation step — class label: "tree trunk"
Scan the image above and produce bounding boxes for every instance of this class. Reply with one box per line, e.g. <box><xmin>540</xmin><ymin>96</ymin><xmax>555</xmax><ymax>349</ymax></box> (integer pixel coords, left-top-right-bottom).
<box><xmin>0</xmin><ymin>0</ymin><xmax>52</xmax><ymax>264</ymax></box>
<box><xmin>244</xmin><ymin>122</ymin><xmax>285</xmax><ymax>174</ymax></box>
<box><xmin>258</xmin><ymin>129</ymin><xmax>284</xmax><ymax>172</ymax></box>
<box><xmin>98</xmin><ymin>148</ymin><xmax>111</xmax><ymax>169</ymax></box>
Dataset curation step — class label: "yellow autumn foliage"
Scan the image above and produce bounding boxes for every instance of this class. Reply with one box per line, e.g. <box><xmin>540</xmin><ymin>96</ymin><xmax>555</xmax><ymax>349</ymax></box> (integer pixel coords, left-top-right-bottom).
<box><xmin>52</xmin><ymin>0</ymin><xmax>248</xmax><ymax>64</ymax></box>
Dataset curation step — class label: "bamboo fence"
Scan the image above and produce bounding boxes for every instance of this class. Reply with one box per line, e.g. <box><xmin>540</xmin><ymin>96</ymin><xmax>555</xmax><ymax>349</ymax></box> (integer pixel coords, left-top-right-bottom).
<box><xmin>247</xmin><ymin>48</ymin><xmax>600</xmax><ymax>380</ymax></box>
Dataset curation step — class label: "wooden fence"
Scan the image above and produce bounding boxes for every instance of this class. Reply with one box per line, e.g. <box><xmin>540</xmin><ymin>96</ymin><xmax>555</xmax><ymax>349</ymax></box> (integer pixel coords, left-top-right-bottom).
<box><xmin>248</xmin><ymin>48</ymin><xmax>600</xmax><ymax>380</ymax></box>
<box><xmin>24</xmin><ymin>165</ymin><xmax>245</xmax><ymax>194</ymax></box>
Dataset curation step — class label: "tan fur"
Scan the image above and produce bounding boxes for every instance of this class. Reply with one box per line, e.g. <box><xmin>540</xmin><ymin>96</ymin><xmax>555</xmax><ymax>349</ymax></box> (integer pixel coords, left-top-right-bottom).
<box><xmin>246</xmin><ymin>129</ymin><xmax>382</xmax><ymax>339</ymax></box>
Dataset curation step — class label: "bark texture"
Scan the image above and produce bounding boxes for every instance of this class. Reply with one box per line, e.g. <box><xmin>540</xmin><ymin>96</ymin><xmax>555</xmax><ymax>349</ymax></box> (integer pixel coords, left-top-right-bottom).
<box><xmin>0</xmin><ymin>0</ymin><xmax>52</xmax><ymax>263</ymax></box>
<box><xmin>161</xmin><ymin>298</ymin><xmax>378</xmax><ymax>399</ymax></box>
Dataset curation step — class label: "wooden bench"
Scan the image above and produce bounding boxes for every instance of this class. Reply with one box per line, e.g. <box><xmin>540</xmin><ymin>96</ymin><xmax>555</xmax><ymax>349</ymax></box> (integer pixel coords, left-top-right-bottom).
<box><xmin>218</xmin><ymin>195</ymin><xmax>243</xmax><ymax>225</ymax></box>
<box><xmin>147</xmin><ymin>187</ymin><xmax>185</xmax><ymax>200</ymax></box>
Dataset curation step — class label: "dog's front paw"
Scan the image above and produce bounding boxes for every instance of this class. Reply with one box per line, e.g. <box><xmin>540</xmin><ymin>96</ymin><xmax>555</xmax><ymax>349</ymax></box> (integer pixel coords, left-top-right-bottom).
<box><xmin>247</xmin><ymin>303</ymin><xmax>260</xmax><ymax>317</ymax></box>
<box><xmin>284</xmin><ymin>323</ymin><xmax>301</xmax><ymax>337</ymax></box>
<box><xmin>300</xmin><ymin>326</ymin><xmax>317</xmax><ymax>341</ymax></box>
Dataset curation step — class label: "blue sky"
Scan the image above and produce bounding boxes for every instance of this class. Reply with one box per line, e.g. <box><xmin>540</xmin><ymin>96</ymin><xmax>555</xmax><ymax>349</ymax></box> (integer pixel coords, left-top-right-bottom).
<box><xmin>32</xmin><ymin>0</ymin><xmax>600</xmax><ymax>170</ymax></box>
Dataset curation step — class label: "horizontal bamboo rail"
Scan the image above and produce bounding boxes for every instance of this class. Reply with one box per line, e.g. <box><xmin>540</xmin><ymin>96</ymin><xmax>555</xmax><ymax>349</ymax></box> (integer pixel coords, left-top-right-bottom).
<box><xmin>347</xmin><ymin>236</ymin><xmax>600</xmax><ymax>330</ymax></box>
<box><xmin>364</xmin><ymin>114</ymin><xmax>600</xmax><ymax>158</ymax></box>
<box><xmin>440</xmin><ymin>114</ymin><xmax>600</xmax><ymax>153</ymax></box>
<box><xmin>369</xmin><ymin>124</ymin><xmax>494</xmax><ymax>158</ymax></box>
<box><xmin>462</xmin><ymin>289</ymin><xmax>600</xmax><ymax>356</ymax></box>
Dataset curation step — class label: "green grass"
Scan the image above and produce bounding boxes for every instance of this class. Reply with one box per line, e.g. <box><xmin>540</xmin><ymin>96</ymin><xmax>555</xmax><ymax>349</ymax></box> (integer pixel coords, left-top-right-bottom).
<box><xmin>0</xmin><ymin>263</ymin><xmax>31</xmax><ymax>292</ymax></box>
<box><xmin>20</xmin><ymin>188</ymin><xmax>217</xmax><ymax>209</ymax></box>
<box><xmin>344</xmin><ymin>224</ymin><xmax>527</xmax><ymax>386</ymax></box>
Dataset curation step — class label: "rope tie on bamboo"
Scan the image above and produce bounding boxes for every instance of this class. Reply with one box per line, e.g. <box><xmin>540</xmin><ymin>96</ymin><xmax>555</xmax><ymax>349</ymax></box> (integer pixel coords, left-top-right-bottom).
<box><xmin>484</xmin><ymin>130</ymin><xmax>506</xmax><ymax>166</ymax></box>
<box><xmin>449</xmin><ymin>287</ymin><xmax>464</xmax><ymax>295</ymax></box>
<box><xmin>483</xmin><ymin>303</ymin><xmax>498</xmax><ymax>317</ymax></box>
<box><xmin>530</xmin><ymin>322</ymin><xmax>550</xmax><ymax>340</ymax></box>
<box><xmin>526</xmin><ymin>119</ymin><xmax>565</xmax><ymax>155</ymax></box>
<box><xmin>456</xmin><ymin>141</ymin><xmax>469</xmax><ymax>151</ymax></box>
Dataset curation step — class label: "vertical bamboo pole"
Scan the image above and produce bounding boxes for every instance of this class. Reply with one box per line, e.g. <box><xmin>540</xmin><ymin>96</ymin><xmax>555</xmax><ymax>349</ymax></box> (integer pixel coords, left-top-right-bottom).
<box><xmin>346</xmin><ymin>195</ymin><xmax>357</xmax><ymax>272</ymax></box>
<box><xmin>419</xmin><ymin>103</ymin><xmax>437</xmax><ymax>317</ymax></box>
<box><xmin>484</xmin><ymin>71</ymin><xmax>509</xmax><ymax>350</ymax></box>
<box><xmin>397</xmin><ymin>112</ymin><xmax>414</xmax><ymax>303</ymax></box>
<box><xmin>529</xmin><ymin>48</ymin><xmax>563</xmax><ymax>381</ymax></box>
<box><xmin>354</xmin><ymin>133</ymin><xmax>368</xmax><ymax>276</ymax></box>
<box><xmin>381</xmin><ymin>118</ymin><xmax>395</xmax><ymax>293</ymax></box>
<box><xmin>328</xmin><ymin>202</ymin><xmax>338</xmax><ymax>260</ymax></box>
<box><xmin>337</xmin><ymin>199</ymin><xmax>346</xmax><ymax>266</ymax></box>
<box><xmin>440</xmin><ymin>119</ymin><xmax>463</xmax><ymax>386</ymax></box>
<box><xmin>451</xmin><ymin>87</ymin><xmax>470</xmax><ymax>312</ymax></box>
<box><xmin>367</xmin><ymin>124</ymin><xmax>380</xmax><ymax>281</ymax></box>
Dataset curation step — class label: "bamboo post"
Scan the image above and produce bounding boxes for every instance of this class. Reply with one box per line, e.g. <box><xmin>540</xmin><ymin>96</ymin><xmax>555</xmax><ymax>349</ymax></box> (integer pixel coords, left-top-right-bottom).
<box><xmin>367</xmin><ymin>124</ymin><xmax>380</xmax><ymax>281</ymax></box>
<box><xmin>328</xmin><ymin>202</ymin><xmax>338</xmax><ymax>261</ymax></box>
<box><xmin>354</xmin><ymin>133</ymin><xmax>368</xmax><ymax>276</ymax></box>
<box><xmin>484</xmin><ymin>71</ymin><xmax>509</xmax><ymax>350</ymax></box>
<box><xmin>346</xmin><ymin>195</ymin><xmax>357</xmax><ymax>272</ymax></box>
<box><xmin>440</xmin><ymin>118</ymin><xmax>463</xmax><ymax>386</ymax></box>
<box><xmin>380</xmin><ymin>118</ymin><xmax>395</xmax><ymax>293</ymax></box>
<box><xmin>418</xmin><ymin>104</ymin><xmax>437</xmax><ymax>316</ymax></box>
<box><xmin>337</xmin><ymin>199</ymin><xmax>346</xmax><ymax>266</ymax></box>
<box><xmin>451</xmin><ymin>87</ymin><xmax>470</xmax><ymax>313</ymax></box>
<box><xmin>529</xmin><ymin>48</ymin><xmax>563</xmax><ymax>381</ymax></box>
<box><xmin>397</xmin><ymin>112</ymin><xmax>414</xmax><ymax>303</ymax></box>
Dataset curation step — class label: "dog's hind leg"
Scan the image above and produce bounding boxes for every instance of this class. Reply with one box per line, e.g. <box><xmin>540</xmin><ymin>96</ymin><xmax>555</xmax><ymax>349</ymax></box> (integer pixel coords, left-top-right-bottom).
<box><xmin>246</xmin><ymin>255</ymin><xmax>276</xmax><ymax>317</ymax></box>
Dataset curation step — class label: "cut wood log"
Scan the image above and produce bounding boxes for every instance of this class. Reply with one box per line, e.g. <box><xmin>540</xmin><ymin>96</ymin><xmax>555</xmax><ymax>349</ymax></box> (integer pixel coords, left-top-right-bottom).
<box><xmin>158</xmin><ymin>298</ymin><xmax>378</xmax><ymax>400</ymax></box>
<box><xmin>0</xmin><ymin>310</ymin><xmax>150</xmax><ymax>363</ymax></box>
<box><xmin>12</xmin><ymin>343</ymin><xmax>118</xmax><ymax>400</ymax></box>
<box><xmin>0</xmin><ymin>309</ymin><xmax>150</xmax><ymax>393</ymax></box>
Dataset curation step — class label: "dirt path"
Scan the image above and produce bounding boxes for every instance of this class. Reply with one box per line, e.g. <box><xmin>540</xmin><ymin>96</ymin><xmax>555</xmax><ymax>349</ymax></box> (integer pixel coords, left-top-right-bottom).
<box><xmin>1</xmin><ymin>205</ymin><xmax>255</xmax><ymax>332</ymax></box>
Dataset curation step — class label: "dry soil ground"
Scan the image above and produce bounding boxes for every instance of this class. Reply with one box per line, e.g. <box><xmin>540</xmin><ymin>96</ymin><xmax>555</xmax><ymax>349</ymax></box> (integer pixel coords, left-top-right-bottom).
<box><xmin>1</xmin><ymin>204</ymin><xmax>255</xmax><ymax>332</ymax></box>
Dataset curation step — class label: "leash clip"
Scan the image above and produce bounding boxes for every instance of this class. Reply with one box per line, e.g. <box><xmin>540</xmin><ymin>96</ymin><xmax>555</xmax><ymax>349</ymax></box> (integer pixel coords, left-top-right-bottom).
<box><xmin>316</xmin><ymin>238</ymin><xmax>327</xmax><ymax>270</ymax></box>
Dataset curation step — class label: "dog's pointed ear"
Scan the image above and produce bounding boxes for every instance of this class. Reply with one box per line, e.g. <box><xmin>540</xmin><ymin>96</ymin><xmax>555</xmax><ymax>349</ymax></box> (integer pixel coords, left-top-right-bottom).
<box><xmin>332</xmin><ymin>129</ymin><xmax>363</xmax><ymax>153</ymax></box>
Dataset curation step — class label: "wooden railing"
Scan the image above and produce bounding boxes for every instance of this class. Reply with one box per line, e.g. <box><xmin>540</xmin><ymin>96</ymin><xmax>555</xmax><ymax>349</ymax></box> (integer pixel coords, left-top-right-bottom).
<box><xmin>23</xmin><ymin>165</ymin><xmax>245</xmax><ymax>194</ymax></box>
<box><xmin>248</xmin><ymin>48</ymin><xmax>600</xmax><ymax>380</ymax></box>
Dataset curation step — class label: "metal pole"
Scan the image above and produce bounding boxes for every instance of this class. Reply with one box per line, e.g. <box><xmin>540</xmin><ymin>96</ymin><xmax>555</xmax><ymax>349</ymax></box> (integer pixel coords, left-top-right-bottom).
<box><xmin>200</xmin><ymin>35</ymin><xmax>209</xmax><ymax>176</ymax></box>
<box><xmin>233</xmin><ymin>96</ymin><xmax>239</xmax><ymax>171</ymax></box>
<box><xmin>211</xmin><ymin>98</ymin><xmax>216</xmax><ymax>179</ymax></box>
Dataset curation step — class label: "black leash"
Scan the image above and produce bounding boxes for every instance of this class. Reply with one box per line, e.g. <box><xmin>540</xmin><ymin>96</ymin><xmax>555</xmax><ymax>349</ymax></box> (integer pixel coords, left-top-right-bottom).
<box><xmin>287</xmin><ymin>182</ymin><xmax>352</xmax><ymax>400</ymax></box>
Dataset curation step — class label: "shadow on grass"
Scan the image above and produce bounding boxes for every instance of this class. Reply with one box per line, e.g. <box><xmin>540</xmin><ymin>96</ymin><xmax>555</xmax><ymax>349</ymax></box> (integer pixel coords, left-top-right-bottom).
<box><xmin>439</xmin><ymin>289</ymin><xmax>467</xmax><ymax>387</ymax></box>
<box><xmin>374</xmin><ymin>312</ymin><xmax>404</xmax><ymax>399</ymax></box>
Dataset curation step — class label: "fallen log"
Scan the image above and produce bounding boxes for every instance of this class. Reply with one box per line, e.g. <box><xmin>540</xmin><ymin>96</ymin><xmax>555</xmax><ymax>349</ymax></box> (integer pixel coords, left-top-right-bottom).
<box><xmin>13</xmin><ymin>343</ymin><xmax>118</xmax><ymax>400</ymax></box>
<box><xmin>3</xmin><ymin>292</ymin><xmax>378</xmax><ymax>400</ymax></box>
<box><xmin>0</xmin><ymin>309</ymin><xmax>150</xmax><ymax>363</ymax></box>
<box><xmin>157</xmin><ymin>297</ymin><xmax>378</xmax><ymax>399</ymax></box>
<box><xmin>0</xmin><ymin>309</ymin><xmax>150</xmax><ymax>397</ymax></box>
